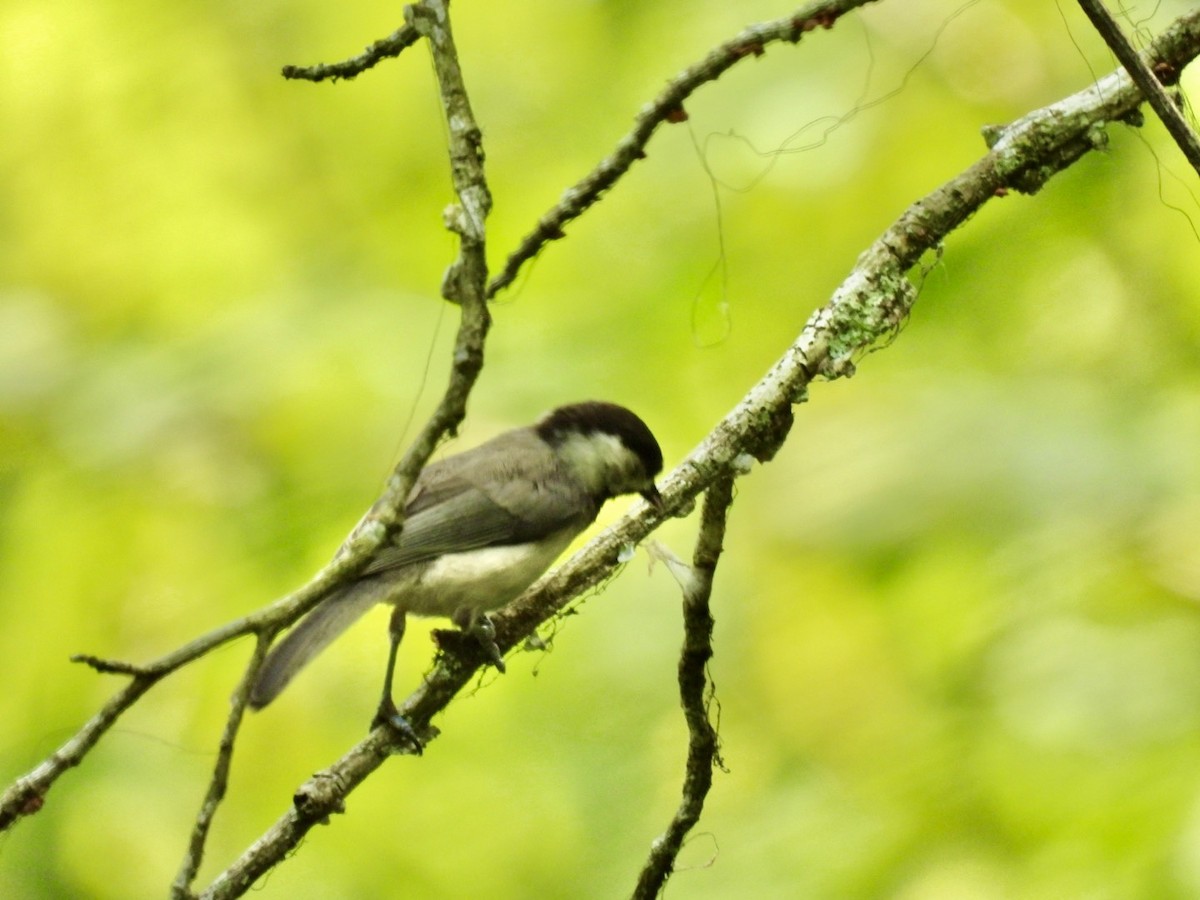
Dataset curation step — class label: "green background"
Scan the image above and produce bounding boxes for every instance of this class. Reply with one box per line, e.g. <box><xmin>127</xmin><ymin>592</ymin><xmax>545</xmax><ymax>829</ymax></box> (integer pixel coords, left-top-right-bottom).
<box><xmin>3</xmin><ymin>1</ymin><xmax>1200</xmax><ymax>897</ymax></box>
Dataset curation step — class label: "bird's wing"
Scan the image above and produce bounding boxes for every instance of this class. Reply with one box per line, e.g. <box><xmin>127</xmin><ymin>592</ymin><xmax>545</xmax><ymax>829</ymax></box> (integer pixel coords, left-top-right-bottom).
<box><xmin>360</xmin><ymin>430</ymin><xmax>594</xmax><ymax>576</ymax></box>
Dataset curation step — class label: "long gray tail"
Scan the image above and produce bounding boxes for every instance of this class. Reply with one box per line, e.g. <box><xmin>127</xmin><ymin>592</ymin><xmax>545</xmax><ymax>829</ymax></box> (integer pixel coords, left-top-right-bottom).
<box><xmin>249</xmin><ymin>586</ymin><xmax>379</xmax><ymax>709</ymax></box>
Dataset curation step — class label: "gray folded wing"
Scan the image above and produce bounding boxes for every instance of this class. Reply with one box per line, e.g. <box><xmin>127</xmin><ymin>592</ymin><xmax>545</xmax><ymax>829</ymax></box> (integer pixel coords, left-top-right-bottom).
<box><xmin>361</xmin><ymin>429</ymin><xmax>596</xmax><ymax>574</ymax></box>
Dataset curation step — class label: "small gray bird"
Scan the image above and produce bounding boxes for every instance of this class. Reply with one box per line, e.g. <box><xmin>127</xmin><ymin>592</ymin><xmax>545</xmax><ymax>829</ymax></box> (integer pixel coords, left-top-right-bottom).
<box><xmin>248</xmin><ymin>401</ymin><xmax>663</xmax><ymax>745</ymax></box>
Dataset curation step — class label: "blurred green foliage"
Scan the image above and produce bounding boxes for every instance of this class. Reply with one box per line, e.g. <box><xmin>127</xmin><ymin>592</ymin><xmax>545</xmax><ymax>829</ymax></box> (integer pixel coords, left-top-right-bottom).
<box><xmin>3</xmin><ymin>0</ymin><xmax>1200</xmax><ymax>897</ymax></box>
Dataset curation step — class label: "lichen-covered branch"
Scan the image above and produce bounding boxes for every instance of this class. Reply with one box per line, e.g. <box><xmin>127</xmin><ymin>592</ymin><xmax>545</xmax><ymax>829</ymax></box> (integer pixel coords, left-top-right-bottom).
<box><xmin>632</xmin><ymin>477</ymin><xmax>735</xmax><ymax>899</ymax></box>
<box><xmin>6</xmin><ymin>5</ymin><xmax>1200</xmax><ymax>896</ymax></box>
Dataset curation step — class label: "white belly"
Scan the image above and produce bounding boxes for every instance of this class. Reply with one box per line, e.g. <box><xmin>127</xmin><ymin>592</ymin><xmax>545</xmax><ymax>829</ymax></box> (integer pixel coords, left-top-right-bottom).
<box><xmin>397</xmin><ymin>528</ymin><xmax>578</xmax><ymax>619</ymax></box>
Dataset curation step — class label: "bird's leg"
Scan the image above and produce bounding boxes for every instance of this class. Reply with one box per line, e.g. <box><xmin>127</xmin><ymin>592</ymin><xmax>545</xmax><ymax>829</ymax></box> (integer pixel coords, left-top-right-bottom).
<box><xmin>371</xmin><ymin>606</ymin><xmax>423</xmax><ymax>753</ymax></box>
<box><xmin>451</xmin><ymin>608</ymin><xmax>507</xmax><ymax>674</ymax></box>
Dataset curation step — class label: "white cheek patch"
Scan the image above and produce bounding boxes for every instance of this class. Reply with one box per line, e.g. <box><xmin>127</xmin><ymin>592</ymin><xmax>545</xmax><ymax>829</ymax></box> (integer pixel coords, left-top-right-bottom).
<box><xmin>557</xmin><ymin>431</ymin><xmax>641</xmax><ymax>496</ymax></box>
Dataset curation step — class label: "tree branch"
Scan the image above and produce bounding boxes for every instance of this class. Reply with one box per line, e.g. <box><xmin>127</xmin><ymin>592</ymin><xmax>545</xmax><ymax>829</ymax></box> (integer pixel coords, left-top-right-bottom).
<box><xmin>1076</xmin><ymin>0</ymin><xmax>1200</xmax><ymax>175</ymax></box>
<box><xmin>484</xmin><ymin>0</ymin><xmax>881</xmax><ymax>300</ymax></box>
<box><xmin>177</xmin><ymin>2</ymin><xmax>495</xmax><ymax>893</ymax></box>
<box><xmin>633</xmin><ymin>477</ymin><xmax>735</xmax><ymax>898</ymax></box>
<box><xmin>171</xmin><ymin>639</ymin><xmax>271</xmax><ymax>898</ymax></box>
<box><xmin>0</xmin><ymin>0</ymin><xmax>496</xmax><ymax>870</ymax></box>
<box><xmin>281</xmin><ymin>24</ymin><xmax>421</xmax><ymax>83</ymax></box>
<box><xmin>1</xmin><ymin>610</ymin><xmax>269</xmax><ymax>831</ymax></box>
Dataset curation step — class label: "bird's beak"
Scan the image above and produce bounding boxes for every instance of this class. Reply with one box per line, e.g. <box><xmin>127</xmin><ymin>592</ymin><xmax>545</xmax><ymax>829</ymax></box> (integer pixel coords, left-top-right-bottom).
<box><xmin>641</xmin><ymin>485</ymin><xmax>665</xmax><ymax>512</ymax></box>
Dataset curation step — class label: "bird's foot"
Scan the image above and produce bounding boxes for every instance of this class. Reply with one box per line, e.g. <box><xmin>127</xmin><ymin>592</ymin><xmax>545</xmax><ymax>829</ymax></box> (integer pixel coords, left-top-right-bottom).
<box><xmin>467</xmin><ymin>614</ymin><xmax>506</xmax><ymax>673</ymax></box>
<box><xmin>371</xmin><ymin>698</ymin><xmax>424</xmax><ymax>755</ymax></box>
<box><xmin>435</xmin><ymin>613</ymin><xmax>507</xmax><ymax>673</ymax></box>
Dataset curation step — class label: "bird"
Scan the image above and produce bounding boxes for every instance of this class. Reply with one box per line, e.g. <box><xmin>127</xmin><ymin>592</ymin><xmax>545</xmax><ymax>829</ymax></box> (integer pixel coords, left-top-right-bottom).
<box><xmin>247</xmin><ymin>401</ymin><xmax>664</xmax><ymax>748</ymax></box>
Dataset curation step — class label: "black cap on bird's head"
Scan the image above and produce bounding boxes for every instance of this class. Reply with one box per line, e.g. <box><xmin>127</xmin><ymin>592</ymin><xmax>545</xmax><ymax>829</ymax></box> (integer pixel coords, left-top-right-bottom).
<box><xmin>536</xmin><ymin>401</ymin><xmax>664</xmax><ymax>508</ymax></box>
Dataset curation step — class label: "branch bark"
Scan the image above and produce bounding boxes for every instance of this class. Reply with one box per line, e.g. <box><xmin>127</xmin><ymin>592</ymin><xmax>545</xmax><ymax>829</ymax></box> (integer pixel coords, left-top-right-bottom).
<box><xmin>1076</xmin><ymin>0</ymin><xmax>1200</xmax><ymax>175</ymax></box>
<box><xmin>633</xmin><ymin>477</ymin><xmax>735</xmax><ymax>898</ymax></box>
<box><xmin>182</xmin><ymin>2</ymin><xmax>496</xmax><ymax>895</ymax></box>
<box><xmin>280</xmin><ymin>24</ymin><xmax>421</xmax><ymax>83</ymax></box>
<box><xmin>485</xmin><ymin>0</ymin><xmax>881</xmax><ymax>300</ymax></box>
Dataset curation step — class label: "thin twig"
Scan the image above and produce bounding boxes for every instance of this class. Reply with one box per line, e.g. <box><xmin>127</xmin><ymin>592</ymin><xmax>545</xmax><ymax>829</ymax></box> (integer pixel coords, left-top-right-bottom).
<box><xmin>633</xmin><ymin>476</ymin><xmax>735</xmax><ymax>898</ymax></box>
<box><xmin>1</xmin><ymin>612</ymin><xmax>268</xmax><ymax>831</ymax></box>
<box><xmin>69</xmin><ymin>654</ymin><xmax>152</xmax><ymax>676</ymax></box>
<box><xmin>1076</xmin><ymin>0</ymin><xmax>1200</xmax><ymax>175</ymax></box>
<box><xmin>0</xmin><ymin>532</ymin><xmax>418</xmax><ymax>833</ymax></box>
<box><xmin>281</xmin><ymin>24</ymin><xmax>421</xmax><ymax>82</ymax></box>
<box><xmin>484</xmin><ymin>0</ymin><xmax>880</xmax><ymax>300</ymax></box>
<box><xmin>0</xmin><ymin>675</ymin><xmax>158</xmax><ymax>830</ymax></box>
<box><xmin>171</xmin><ymin>637</ymin><xmax>272</xmax><ymax>899</ymax></box>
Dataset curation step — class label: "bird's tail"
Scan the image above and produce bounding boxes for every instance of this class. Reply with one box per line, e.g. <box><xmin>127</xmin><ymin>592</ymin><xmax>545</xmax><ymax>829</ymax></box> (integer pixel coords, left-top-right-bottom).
<box><xmin>248</xmin><ymin>585</ymin><xmax>380</xmax><ymax>710</ymax></box>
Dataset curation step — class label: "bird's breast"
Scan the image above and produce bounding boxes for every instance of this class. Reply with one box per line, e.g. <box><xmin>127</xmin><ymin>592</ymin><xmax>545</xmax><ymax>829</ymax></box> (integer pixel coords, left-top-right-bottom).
<box><xmin>399</xmin><ymin>526</ymin><xmax>580</xmax><ymax>619</ymax></box>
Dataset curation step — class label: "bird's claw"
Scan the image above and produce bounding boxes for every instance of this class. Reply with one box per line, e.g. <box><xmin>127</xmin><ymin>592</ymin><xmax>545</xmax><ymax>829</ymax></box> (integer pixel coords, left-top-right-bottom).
<box><xmin>371</xmin><ymin>698</ymin><xmax>424</xmax><ymax>755</ymax></box>
<box><xmin>469</xmin><ymin>615</ymin><xmax>507</xmax><ymax>673</ymax></box>
<box><xmin>436</xmin><ymin>614</ymin><xmax>508</xmax><ymax>673</ymax></box>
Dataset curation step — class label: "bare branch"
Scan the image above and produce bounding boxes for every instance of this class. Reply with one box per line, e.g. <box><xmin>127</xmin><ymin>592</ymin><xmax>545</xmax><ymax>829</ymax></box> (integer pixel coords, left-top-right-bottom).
<box><xmin>633</xmin><ymin>477</ymin><xmax>735</xmax><ymax>898</ymax></box>
<box><xmin>485</xmin><ymin>0</ymin><xmax>881</xmax><ymax>300</ymax></box>
<box><xmin>199</xmin><ymin>726</ymin><xmax>398</xmax><ymax>900</ymax></box>
<box><xmin>1</xmin><ymin>612</ymin><xmax>263</xmax><ymax>831</ymax></box>
<box><xmin>7</xmin><ymin>6</ymin><xmax>1200</xmax><ymax>896</ymax></box>
<box><xmin>1</xmin><ymin>553</ymin><xmax>403</xmax><ymax>833</ymax></box>
<box><xmin>1076</xmin><ymin>0</ymin><xmax>1200</xmax><ymax>175</ymax></box>
<box><xmin>0</xmin><ymin>676</ymin><xmax>157</xmax><ymax>830</ymax></box>
<box><xmin>281</xmin><ymin>24</ymin><xmax>421</xmax><ymax>83</ymax></box>
<box><xmin>69</xmin><ymin>654</ymin><xmax>152</xmax><ymax>676</ymax></box>
<box><xmin>171</xmin><ymin>637</ymin><xmax>271</xmax><ymax>899</ymax></box>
